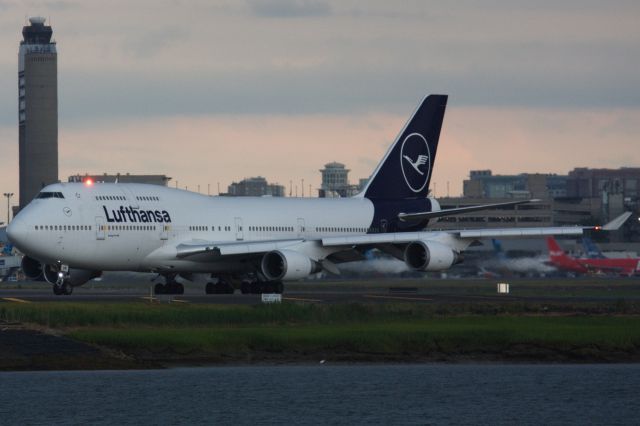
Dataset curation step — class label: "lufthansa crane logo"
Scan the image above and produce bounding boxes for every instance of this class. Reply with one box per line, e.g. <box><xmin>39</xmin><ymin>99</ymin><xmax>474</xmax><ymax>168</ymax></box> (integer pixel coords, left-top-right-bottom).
<box><xmin>400</xmin><ymin>133</ymin><xmax>431</xmax><ymax>193</ymax></box>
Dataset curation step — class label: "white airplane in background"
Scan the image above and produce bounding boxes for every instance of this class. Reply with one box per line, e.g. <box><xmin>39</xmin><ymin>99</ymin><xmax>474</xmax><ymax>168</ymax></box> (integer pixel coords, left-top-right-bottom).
<box><xmin>7</xmin><ymin>95</ymin><xmax>631</xmax><ymax>295</ymax></box>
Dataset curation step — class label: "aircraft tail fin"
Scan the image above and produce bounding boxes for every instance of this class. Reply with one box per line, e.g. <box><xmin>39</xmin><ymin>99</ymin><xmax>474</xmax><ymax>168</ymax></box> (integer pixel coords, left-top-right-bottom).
<box><xmin>491</xmin><ymin>239</ymin><xmax>507</xmax><ymax>260</ymax></box>
<box><xmin>361</xmin><ymin>94</ymin><xmax>448</xmax><ymax>200</ymax></box>
<box><xmin>582</xmin><ymin>237</ymin><xmax>605</xmax><ymax>259</ymax></box>
<box><xmin>546</xmin><ymin>237</ymin><xmax>569</xmax><ymax>261</ymax></box>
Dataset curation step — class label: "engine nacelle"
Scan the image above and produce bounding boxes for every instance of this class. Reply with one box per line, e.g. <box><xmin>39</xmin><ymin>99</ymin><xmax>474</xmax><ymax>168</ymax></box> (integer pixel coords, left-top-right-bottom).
<box><xmin>261</xmin><ymin>250</ymin><xmax>321</xmax><ymax>281</ymax></box>
<box><xmin>404</xmin><ymin>241</ymin><xmax>460</xmax><ymax>271</ymax></box>
<box><xmin>42</xmin><ymin>264</ymin><xmax>102</xmax><ymax>287</ymax></box>
<box><xmin>21</xmin><ymin>256</ymin><xmax>43</xmax><ymax>280</ymax></box>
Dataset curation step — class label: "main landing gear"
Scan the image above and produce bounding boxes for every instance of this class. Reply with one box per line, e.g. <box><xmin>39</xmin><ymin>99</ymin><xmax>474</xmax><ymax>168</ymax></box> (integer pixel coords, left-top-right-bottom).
<box><xmin>240</xmin><ymin>279</ymin><xmax>283</xmax><ymax>295</ymax></box>
<box><xmin>154</xmin><ymin>274</ymin><xmax>184</xmax><ymax>295</ymax></box>
<box><xmin>202</xmin><ymin>277</ymin><xmax>284</xmax><ymax>295</ymax></box>
<box><xmin>205</xmin><ymin>279</ymin><xmax>234</xmax><ymax>294</ymax></box>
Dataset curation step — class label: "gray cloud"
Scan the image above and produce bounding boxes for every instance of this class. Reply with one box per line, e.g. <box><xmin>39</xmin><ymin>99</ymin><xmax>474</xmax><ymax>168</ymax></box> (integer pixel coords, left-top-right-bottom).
<box><xmin>0</xmin><ymin>0</ymin><xmax>638</xmax><ymax>128</ymax></box>
<box><xmin>246</xmin><ymin>0</ymin><xmax>331</xmax><ymax>18</ymax></box>
<box><xmin>123</xmin><ymin>27</ymin><xmax>190</xmax><ymax>58</ymax></box>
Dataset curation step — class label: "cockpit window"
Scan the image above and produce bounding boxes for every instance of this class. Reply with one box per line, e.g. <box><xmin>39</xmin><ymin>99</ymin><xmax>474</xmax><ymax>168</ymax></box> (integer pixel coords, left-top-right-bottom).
<box><xmin>36</xmin><ymin>192</ymin><xmax>65</xmax><ymax>199</ymax></box>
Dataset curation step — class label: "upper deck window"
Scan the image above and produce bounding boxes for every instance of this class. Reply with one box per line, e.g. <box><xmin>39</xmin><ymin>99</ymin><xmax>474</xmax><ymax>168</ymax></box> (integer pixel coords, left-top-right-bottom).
<box><xmin>36</xmin><ymin>191</ymin><xmax>65</xmax><ymax>199</ymax></box>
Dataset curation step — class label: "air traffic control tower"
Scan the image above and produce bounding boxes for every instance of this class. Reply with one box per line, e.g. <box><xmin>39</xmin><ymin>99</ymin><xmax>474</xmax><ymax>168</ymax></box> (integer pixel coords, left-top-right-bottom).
<box><xmin>18</xmin><ymin>17</ymin><xmax>58</xmax><ymax>211</ymax></box>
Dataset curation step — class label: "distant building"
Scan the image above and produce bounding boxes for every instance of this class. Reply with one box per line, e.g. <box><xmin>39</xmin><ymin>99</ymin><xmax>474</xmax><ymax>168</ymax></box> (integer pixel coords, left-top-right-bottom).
<box><xmin>227</xmin><ymin>177</ymin><xmax>285</xmax><ymax>197</ymax></box>
<box><xmin>319</xmin><ymin>162</ymin><xmax>361</xmax><ymax>197</ymax></box>
<box><xmin>358</xmin><ymin>178</ymin><xmax>369</xmax><ymax>192</ymax></box>
<box><xmin>463</xmin><ymin>170</ymin><xmax>568</xmax><ymax>199</ymax></box>
<box><xmin>68</xmin><ymin>173</ymin><xmax>171</xmax><ymax>186</ymax></box>
<box><xmin>567</xmin><ymin>167</ymin><xmax>640</xmax><ymax>199</ymax></box>
<box><xmin>434</xmin><ymin>196</ymin><xmax>604</xmax><ymax>229</ymax></box>
<box><xmin>19</xmin><ymin>17</ymin><xmax>58</xmax><ymax>210</ymax></box>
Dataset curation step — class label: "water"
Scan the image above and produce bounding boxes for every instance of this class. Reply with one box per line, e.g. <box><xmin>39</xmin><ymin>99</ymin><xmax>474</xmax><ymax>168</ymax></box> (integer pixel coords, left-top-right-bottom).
<box><xmin>0</xmin><ymin>364</ymin><xmax>638</xmax><ymax>425</ymax></box>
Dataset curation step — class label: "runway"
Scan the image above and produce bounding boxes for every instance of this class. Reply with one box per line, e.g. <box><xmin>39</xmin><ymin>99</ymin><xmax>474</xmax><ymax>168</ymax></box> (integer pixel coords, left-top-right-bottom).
<box><xmin>0</xmin><ymin>288</ymin><xmax>502</xmax><ymax>304</ymax></box>
<box><xmin>2</xmin><ymin>276</ymin><xmax>639</xmax><ymax>305</ymax></box>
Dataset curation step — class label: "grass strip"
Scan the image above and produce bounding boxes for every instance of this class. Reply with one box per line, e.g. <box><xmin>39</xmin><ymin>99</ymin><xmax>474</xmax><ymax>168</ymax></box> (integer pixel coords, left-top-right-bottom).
<box><xmin>4</xmin><ymin>301</ymin><xmax>640</xmax><ymax>329</ymax></box>
<box><xmin>68</xmin><ymin>317</ymin><xmax>640</xmax><ymax>356</ymax></box>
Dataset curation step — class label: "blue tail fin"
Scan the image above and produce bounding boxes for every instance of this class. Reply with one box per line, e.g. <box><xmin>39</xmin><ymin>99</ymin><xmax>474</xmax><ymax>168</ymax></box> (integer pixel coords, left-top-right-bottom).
<box><xmin>363</xmin><ymin>94</ymin><xmax>448</xmax><ymax>200</ymax></box>
<box><xmin>491</xmin><ymin>239</ymin><xmax>507</xmax><ymax>260</ymax></box>
<box><xmin>582</xmin><ymin>237</ymin><xmax>605</xmax><ymax>259</ymax></box>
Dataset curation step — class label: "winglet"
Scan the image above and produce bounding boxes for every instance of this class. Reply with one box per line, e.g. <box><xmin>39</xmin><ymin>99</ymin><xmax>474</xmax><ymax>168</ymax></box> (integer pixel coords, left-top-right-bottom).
<box><xmin>599</xmin><ymin>211</ymin><xmax>632</xmax><ymax>231</ymax></box>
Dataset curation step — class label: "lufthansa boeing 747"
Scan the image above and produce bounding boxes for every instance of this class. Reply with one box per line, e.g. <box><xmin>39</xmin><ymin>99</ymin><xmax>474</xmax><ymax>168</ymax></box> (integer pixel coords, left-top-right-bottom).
<box><xmin>6</xmin><ymin>95</ymin><xmax>631</xmax><ymax>295</ymax></box>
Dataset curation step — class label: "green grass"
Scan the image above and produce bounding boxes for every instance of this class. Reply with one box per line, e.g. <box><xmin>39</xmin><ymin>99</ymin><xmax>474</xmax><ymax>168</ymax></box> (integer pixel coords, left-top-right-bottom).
<box><xmin>0</xmin><ymin>302</ymin><xmax>422</xmax><ymax>327</ymax></box>
<box><xmin>67</xmin><ymin>317</ymin><xmax>640</xmax><ymax>355</ymax></box>
<box><xmin>4</xmin><ymin>302</ymin><xmax>640</xmax><ymax>361</ymax></box>
<box><xmin>3</xmin><ymin>300</ymin><xmax>640</xmax><ymax>328</ymax></box>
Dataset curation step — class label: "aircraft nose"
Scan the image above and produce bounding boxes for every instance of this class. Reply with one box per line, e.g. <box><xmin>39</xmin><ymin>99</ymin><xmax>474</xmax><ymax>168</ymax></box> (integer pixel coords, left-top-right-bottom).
<box><xmin>6</xmin><ymin>217</ymin><xmax>26</xmax><ymax>246</ymax></box>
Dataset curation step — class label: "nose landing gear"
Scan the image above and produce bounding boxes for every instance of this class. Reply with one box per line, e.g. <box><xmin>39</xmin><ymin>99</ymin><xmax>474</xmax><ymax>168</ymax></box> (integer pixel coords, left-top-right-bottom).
<box><xmin>52</xmin><ymin>264</ymin><xmax>73</xmax><ymax>295</ymax></box>
<box><xmin>52</xmin><ymin>281</ymin><xmax>73</xmax><ymax>295</ymax></box>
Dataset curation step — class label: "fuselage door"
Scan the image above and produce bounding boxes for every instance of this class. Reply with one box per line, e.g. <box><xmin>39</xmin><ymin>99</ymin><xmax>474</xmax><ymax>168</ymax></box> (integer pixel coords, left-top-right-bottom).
<box><xmin>96</xmin><ymin>216</ymin><xmax>106</xmax><ymax>240</ymax></box>
<box><xmin>235</xmin><ymin>217</ymin><xmax>244</xmax><ymax>241</ymax></box>
<box><xmin>297</xmin><ymin>218</ymin><xmax>306</xmax><ymax>238</ymax></box>
<box><xmin>160</xmin><ymin>224</ymin><xmax>169</xmax><ymax>241</ymax></box>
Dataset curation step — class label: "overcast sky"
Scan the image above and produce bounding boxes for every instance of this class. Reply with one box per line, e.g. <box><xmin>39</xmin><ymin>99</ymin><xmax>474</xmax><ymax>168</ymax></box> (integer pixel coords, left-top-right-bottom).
<box><xmin>1</xmin><ymin>0</ymin><xmax>639</xmax><ymax>204</ymax></box>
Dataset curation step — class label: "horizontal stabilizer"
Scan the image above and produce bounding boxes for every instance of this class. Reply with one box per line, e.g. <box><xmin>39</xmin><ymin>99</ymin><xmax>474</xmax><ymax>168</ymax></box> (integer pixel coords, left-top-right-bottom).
<box><xmin>398</xmin><ymin>199</ymin><xmax>540</xmax><ymax>222</ymax></box>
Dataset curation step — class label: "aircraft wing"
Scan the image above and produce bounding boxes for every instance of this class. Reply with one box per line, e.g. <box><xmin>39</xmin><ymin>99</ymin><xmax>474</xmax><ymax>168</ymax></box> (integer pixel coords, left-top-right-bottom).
<box><xmin>173</xmin><ymin>212</ymin><xmax>631</xmax><ymax>260</ymax></box>
<box><xmin>321</xmin><ymin>226</ymin><xmax>585</xmax><ymax>247</ymax></box>
<box><xmin>398</xmin><ymin>199</ymin><xmax>539</xmax><ymax>222</ymax></box>
<box><xmin>176</xmin><ymin>239</ymin><xmax>304</xmax><ymax>258</ymax></box>
<box><xmin>323</xmin><ymin>212</ymin><xmax>632</xmax><ymax>248</ymax></box>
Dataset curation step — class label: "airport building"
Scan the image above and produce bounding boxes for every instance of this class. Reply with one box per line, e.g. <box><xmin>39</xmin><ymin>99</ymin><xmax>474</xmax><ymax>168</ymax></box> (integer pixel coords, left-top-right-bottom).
<box><xmin>227</xmin><ymin>177</ymin><xmax>285</xmax><ymax>197</ymax></box>
<box><xmin>435</xmin><ymin>197</ymin><xmax>607</xmax><ymax>229</ymax></box>
<box><xmin>68</xmin><ymin>173</ymin><xmax>172</xmax><ymax>186</ymax></box>
<box><xmin>18</xmin><ymin>17</ymin><xmax>58</xmax><ymax>211</ymax></box>
<box><xmin>318</xmin><ymin>162</ymin><xmax>364</xmax><ymax>198</ymax></box>
<box><xmin>566</xmin><ymin>167</ymin><xmax>640</xmax><ymax>199</ymax></box>
<box><xmin>447</xmin><ymin>167</ymin><xmax>640</xmax><ymax>242</ymax></box>
<box><xmin>463</xmin><ymin>170</ymin><xmax>569</xmax><ymax>199</ymax></box>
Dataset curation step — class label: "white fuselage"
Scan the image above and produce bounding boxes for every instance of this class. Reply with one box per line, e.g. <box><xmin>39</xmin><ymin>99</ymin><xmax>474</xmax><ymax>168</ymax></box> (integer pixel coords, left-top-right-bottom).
<box><xmin>10</xmin><ymin>183</ymin><xmax>375</xmax><ymax>273</ymax></box>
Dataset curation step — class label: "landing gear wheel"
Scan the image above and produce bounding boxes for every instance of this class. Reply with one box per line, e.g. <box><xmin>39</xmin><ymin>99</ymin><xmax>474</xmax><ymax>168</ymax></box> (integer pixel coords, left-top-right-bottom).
<box><xmin>250</xmin><ymin>281</ymin><xmax>262</xmax><ymax>294</ymax></box>
<box><xmin>211</xmin><ymin>280</ymin><xmax>234</xmax><ymax>294</ymax></box>
<box><xmin>273</xmin><ymin>281</ymin><xmax>284</xmax><ymax>294</ymax></box>
<box><xmin>166</xmin><ymin>283</ymin><xmax>184</xmax><ymax>295</ymax></box>
<box><xmin>154</xmin><ymin>283</ymin><xmax>166</xmax><ymax>295</ymax></box>
<box><xmin>53</xmin><ymin>285</ymin><xmax>63</xmax><ymax>295</ymax></box>
<box><xmin>205</xmin><ymin>282</ymin><xmax>215</xmax><ymax>294</ymax></box>
<box><xmin>62</xmin><ymin>282</ymin><xmax>73</xmax><ymax>295</ymax></box>
<box><xmin>240</xmin><ymin>280</ymin><xmax>252</xmax><ymax>294</ymax></box>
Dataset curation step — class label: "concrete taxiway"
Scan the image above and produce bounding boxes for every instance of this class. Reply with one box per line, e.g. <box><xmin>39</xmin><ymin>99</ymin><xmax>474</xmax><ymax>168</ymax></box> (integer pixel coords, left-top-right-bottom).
<box><xmin>2</xmin><ymin>276</ymin><xmax>640</xmax><ymax>305</ymax></box>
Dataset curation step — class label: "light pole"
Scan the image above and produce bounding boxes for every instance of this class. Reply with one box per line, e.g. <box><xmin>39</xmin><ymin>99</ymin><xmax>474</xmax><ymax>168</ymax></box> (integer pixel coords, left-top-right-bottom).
<box><xmin>3</xmin><ymin>193</ymin><xmax>13</xmax><ymax>224</ymax></box>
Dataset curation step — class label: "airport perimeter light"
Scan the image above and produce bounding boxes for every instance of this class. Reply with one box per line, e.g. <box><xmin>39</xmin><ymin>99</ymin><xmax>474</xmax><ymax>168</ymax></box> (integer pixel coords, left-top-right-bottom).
<box><xmin>3</xmin><ymin>193</ymin><xmax>13</xmax><ymax>224</ymax></box>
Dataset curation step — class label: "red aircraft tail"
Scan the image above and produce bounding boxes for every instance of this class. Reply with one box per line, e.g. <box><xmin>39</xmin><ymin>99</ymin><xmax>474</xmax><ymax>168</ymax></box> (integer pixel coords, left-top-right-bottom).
<box><xmin>546</xmin><ymin>237</ymin><xmax>568</xmax><ymax>261</ymax></box>
<box><xmin>546</xmin><ymin>237</ymin><xmax>586</xmax><ymax>272</ymax></box>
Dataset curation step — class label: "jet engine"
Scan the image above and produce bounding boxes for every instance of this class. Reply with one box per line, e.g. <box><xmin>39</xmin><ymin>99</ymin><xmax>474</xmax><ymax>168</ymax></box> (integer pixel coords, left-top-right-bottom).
<box><xmin>21</xmin><ymin>256</ymin><xmax>43</xmax><ymax>280</ymax></box>
<box><xmin>404</xmin><ymin>241</ymin><xmax>461</xmax><ymax>271</ymax></box>
<box><xmin>261</xmin><ymin>250</ymin><xmax>321</xmax><ymax>281</ymax></box>
<box><xmin>42</xmin><ymin>264</ymin><xmax>102</xmax><ymax>287</ymax></box>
